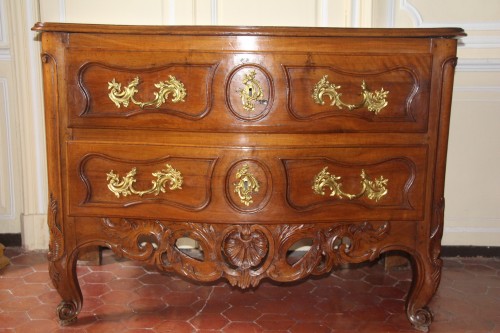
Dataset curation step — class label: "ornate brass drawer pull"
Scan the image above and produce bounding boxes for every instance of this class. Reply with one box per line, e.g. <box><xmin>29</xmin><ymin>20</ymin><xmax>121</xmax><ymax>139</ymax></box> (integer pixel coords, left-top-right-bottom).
<box><xmin>238</xmin><ymin>70</ymin><xmax>267</xmax><ymax>112</ymax></box>
<box><xmin>233</xmin><ymin>164</ymin><xmax>260</xmax><ymax>206</ymax></box>
<box><xmin>106</xmin><ymin>164</ymin><xmax>183</xmax><ymax>198</ymax></box>
<box><xmin>108</xmin><ymin>75</ymin><xmax>187</xmax><ymax>109</ymax></box>
<box><xmin>312</xmin><ymin>75</ymin><xmax>389</xmax><ymax>114</ymax></box>
<box><xmin>312</xmin><ymin>167</ymin><xmax>388</xmax><ymax>202</ymax></box>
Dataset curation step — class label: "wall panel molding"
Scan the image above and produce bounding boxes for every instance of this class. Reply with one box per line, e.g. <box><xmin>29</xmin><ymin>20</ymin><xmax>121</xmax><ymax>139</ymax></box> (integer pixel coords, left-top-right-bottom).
<box><xmin>211</xmin><ymin>0</ymin><xmax>218</xmax><ymax>25</ymax></box>
<box><xmin>0</xmin><ymin>0</ymin><xmax>10</xmax><ymax>60</ymax></box>
<box><xmin>57</xmin><ymin>0</ymin><xmax>65</xmax><ymax>22</ymax></box>
<box><xmin>0</xmin><ymin>0</ymin><xmax>6</xmax><ymax>44</ymax></box>
<box><xmin>0</xmin><ymin>77</ymin><xmax>15</xmax><ymax>221</ymax></box>
<box><xmin>445</xmin><ymin>226</ymin><xmax>500</xmax><ymax>234</ymax></box>
<box><xmin>9</xmin><ymin>0</ymin><xmax>48</xmax><ymax>248</ymax></box>
<box><xmin>399</xmin><ymin>0</ymin><xmax>500</xmax><ymax>30</ymax></box>
<box><xmin>386</xmin><ymin>0</ymin><xmax>500</xmax><ymax>53</ymax></box>
<box><xmin>457</xmin><ymin>59</ymin><xmax>500</xmax><ymax>72</ymax></box>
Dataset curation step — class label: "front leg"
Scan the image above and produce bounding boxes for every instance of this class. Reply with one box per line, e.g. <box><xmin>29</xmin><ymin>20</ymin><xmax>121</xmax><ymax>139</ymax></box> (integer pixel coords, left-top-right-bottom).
<box><xmin>49</xmin><ymin>249</ymin><xmax>82</xmax><ymax>325</ymax></box>
<box><xmin>405</xmin><ymin>251</ymin><xmax>442</xmax><ymax>332</ymax></box>
<box><xmin>47</xmin><ymin>195</ymin><xmax>82</xmax><ymax>325</ymax></box>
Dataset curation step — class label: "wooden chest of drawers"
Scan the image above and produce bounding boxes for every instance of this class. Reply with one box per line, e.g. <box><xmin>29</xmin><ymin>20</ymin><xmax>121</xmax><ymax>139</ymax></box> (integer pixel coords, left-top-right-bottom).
<box><xmin>33</xmin><ymin>22</ymin><xmax>464</xmax><ymax>331</ymax></box>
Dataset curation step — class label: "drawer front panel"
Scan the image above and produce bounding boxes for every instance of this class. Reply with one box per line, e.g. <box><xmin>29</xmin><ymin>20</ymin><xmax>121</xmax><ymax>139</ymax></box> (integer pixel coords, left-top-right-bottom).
<box><xmin>66</xmin><ymin>50</ymin><xmax>432</xmax><ymax>134</ymax></box>
<box><xmin>68</xmin><ymin>50</ymin><xmax>219</xmax><ymax>127</ymax></box>
<box><xmin>284</xmin><ymin>54</ymin><xmax>431</xmax><ymax>132</ymax></box>
<box><xmin>79</xmin><ymin>63</ymin><xmax>218</xmax><ymax>119</ymax></box>
<box><xmin>283</xmin><ymin>155</ymin><xmax>416</xmax><ymax>211</ymax></box>
<box><xmin>67</xmin><ymin>142</ymin><xmax>427</xmax><ymax>221</ymax></box>
<box><xmin>67</xmin><ymin>142</ymin><xmax>218</xmax><ymax>212</ymax></box>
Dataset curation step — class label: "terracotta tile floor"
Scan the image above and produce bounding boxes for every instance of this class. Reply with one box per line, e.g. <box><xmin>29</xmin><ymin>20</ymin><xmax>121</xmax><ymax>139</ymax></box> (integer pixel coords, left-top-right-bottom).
<box><xmin>1</xmin><ymin>247</ymin><xmax>499</xmax><ymax>333</ymax></box>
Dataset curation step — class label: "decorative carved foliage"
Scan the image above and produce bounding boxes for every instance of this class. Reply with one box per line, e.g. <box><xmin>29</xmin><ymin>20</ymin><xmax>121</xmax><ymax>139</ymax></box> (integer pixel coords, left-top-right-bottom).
<box><xmin>429</xmin><ymin>196</ymin><xmax>446</xmax><ymax>295</ymax></box>
<box><xmin>223</xmin><ymin>226</ymin><xmax>268</xmax><ymax>269</ymax></box>
<box><xmin>327</xmin><ymin>222</ymin><xmax>389</xmax><ymax>262</ymax></box>
<box><xmin>101</xmin><ymin>218</ymin><xmax>389</xmax><ymax>289</ymax></box>
<box><xmin>47</xmin><ymin>194</ymin><xmax>64</xmax><ymax>262</ymax></box>
<box><xmin>102</xmin><ymin>218</ymin><xmax>168</xmax><ymax>264</ymax></box>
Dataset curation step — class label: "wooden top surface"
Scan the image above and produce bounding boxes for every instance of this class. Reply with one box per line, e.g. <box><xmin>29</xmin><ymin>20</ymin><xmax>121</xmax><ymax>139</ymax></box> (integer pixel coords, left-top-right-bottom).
<box><xmin>32</xmin><ymin>22</ymin><xmax>466</xmax><ymax>39</ymax></box>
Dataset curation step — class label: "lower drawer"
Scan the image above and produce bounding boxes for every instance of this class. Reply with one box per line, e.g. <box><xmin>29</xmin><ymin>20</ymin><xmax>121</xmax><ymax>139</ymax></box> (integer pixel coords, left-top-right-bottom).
<box><xmin>66</xmin><ymin>142</ymin><xmax>428</xmax><ymax>222</ymax></box>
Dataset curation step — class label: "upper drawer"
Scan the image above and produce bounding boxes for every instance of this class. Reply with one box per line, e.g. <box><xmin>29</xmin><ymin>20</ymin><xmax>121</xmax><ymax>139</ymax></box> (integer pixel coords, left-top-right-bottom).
<box><xmin>67</xmin><ymin>50</ymin><xmax>219</xmax><ymax>127</ymax></box>
<box><xmin>65</xmin><ymin>50</ymin><xmax>431</xmax><ymax>133</ymax></box>
<box><xmin>283</xmin><ymin>54</ymin><xmax>432</xmax><ymax>133</ymax></box>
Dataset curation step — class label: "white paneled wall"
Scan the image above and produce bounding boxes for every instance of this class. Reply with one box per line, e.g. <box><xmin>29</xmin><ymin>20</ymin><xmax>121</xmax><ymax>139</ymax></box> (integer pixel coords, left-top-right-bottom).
<box><xmin>40</xmin><ymin>0</ymin><xmax>359</xmax><ymax>27</ymax></box>
<box><xmin>0</xmin><ymin>77</ymin><xmax>18</xmax><ymax>231</ymax></box>
<box><xmin>381</xmin><ymin>0</ymin><xmax>500</xmax><ymax>245</ymax></box>
<box><xmin>1</xmin><ymin>0</ymin><xmax>46</xmax><ymax>248</ymax></box>
<box><xmin>2</xmin><ymin>0</ymin><xmax>497</xmax><ymax>248</ymax></box>
<box><xmin>0</xmin><ymin>0</ymin><xmax>23</xmax><ymax>234</ymax></box>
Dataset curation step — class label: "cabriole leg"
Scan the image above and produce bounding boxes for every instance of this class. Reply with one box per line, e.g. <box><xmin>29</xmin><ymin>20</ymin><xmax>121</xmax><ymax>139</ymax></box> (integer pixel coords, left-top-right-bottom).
<box><xmin>48</xmin><ymin>250</ymin><xmax>82</xmax><ymax>326</ymax></box>
<box><xmin>405</xmin><ymin>252</ymin><xmax>442</xmax><ymax>332</ymax></box>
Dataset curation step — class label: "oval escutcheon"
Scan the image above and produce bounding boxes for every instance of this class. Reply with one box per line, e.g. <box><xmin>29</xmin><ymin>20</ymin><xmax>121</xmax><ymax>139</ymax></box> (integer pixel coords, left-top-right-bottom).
<box><xmin>226</xmin><ymin>65</ymin><xmax>274</xmax><ymax>121</ymax></box>
<box><xmin>226</xmin><ymin>159</ymin><xmax>272</xmax><ymax>213</ymax></box>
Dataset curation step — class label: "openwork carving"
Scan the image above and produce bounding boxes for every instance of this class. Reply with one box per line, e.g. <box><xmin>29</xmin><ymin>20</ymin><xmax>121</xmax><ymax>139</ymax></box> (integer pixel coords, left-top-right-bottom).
<box><xmin>312</xmin><ymin>167</ymin><xmax>388</xmax><ymax>202</ymax></box>
<box><xmin>312</xmin><ymin>75</ymin><xmax>389</xmax><ymax>114</ymax></box>
<box><xmin>101</xmin><ymin>218</ymin><xmax>389</xmax><ymax>289</ymax></box>
<box><xmin>108</xmin><ymin>75</ymin><xmax>186</xmax><ymax>109</ymax></box>
<box><xmin>106</xmin><ymin>164</ymin><xmax>183</xmax><ymax>198</ymax></box>
<box><xmin>238</xmin><ymin>70</ymin><xmax>267</xmax><ymax>112</ymax></box>
<box><xmin>233</xmin><ymin>164</ymin><xmax>260</xmax><ymax>206</ymax></box>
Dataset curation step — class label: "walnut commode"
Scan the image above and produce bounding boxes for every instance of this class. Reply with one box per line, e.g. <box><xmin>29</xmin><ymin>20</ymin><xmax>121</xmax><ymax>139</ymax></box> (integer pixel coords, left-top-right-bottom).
<box><xmin>32</xmin><ymin>22</ymin><xmax>465</xmax><ymax>331</ymax></box>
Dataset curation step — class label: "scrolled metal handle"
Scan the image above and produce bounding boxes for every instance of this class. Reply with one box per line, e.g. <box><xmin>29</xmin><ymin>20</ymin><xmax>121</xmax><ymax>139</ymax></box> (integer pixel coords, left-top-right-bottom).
<box><xmin>106</xmin><ymin>164</ymin><xmax>183</xmax><ymax>198</ymax></box>
<box><xmin>108</xmin><ymin>75</ymin><xmax>187</xmax><ymax>109</ymax></box>
<box><xmin>312</xmin><ymin>167</ymin><xmax>388</xmax><ymax>202</ymax></box>
<box><xmin>312</xmin><ymin>75</ymin><xmax>389</xmax><ymax>114</ymax></box>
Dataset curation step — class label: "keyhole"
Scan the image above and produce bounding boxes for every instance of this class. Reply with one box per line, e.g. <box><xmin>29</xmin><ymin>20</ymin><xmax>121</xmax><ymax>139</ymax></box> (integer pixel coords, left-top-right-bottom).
<box><xmin>248</xmin><ymin>87</ymin><xmax>253</xmax><ymax>97</ymax></box>
<box><xmin>243</xmin><ymin>179</ymin><xmax>249</xmax><ymax>191</ymax></box>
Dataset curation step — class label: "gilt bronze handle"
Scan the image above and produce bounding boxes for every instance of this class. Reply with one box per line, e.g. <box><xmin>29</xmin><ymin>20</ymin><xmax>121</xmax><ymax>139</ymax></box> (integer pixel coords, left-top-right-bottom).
<box><xmin>106</xmin><ymin>164</ymin><xmax>183</xmax><ymax>198</ymax></box>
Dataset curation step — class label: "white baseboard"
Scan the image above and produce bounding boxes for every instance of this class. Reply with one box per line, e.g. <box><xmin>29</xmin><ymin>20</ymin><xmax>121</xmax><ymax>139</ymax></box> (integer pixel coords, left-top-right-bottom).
<box><xmin>21</xmin><ymin>213</ymin><xmax>49</xmax><ymax>250</ymax></box>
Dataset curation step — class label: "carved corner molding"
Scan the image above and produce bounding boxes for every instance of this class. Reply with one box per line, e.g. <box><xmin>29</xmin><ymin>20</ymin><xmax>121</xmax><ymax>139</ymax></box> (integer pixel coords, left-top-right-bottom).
<box><xmin>47</xmin><ymin>194</ymin><xmax>64</xmax><ymax>262</ymax></box>
<box><xmin>101</xmin><ymin>218</ymin><xmax>390</xmax><ymax>288</ymax></box>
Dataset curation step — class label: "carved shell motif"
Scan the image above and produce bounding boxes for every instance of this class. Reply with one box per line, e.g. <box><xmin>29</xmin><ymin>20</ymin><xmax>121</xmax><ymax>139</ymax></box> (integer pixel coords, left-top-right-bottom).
<box><xmin>223</xmin><ymin>226</ymin><xmax>268</xmax><ymax>269</ymax></box>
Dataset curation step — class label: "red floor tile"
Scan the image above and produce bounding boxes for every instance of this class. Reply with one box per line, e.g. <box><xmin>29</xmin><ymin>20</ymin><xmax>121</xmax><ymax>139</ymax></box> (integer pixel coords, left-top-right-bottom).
<box><xmin>1</xmin><ymin>249</ymin><xmax>500</xmax><ymax>332</ymax></box>
<box><xmin>189</xmin><ymin>312</ymin><xmax>229</xmax><ymax>330</ymax></box>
